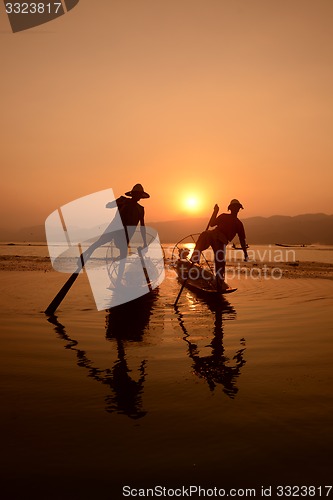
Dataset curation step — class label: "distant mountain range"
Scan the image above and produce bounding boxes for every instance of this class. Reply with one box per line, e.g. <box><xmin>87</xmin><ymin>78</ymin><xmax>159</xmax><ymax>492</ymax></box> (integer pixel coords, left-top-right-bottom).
<box><xmin>1</xmin><ymin>213</ymin><xmax>333</xmax><ymax>245</ymax></box>
<box><xmin>151</xmin><ymin>213</ymin><xmax>333</xmax><ymax>245</ymax></box>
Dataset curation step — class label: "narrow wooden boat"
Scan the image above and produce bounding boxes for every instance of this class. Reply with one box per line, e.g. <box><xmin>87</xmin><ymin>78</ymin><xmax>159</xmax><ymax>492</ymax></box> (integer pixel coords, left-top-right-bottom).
<box><xmin>171</xmin><ymin>234</ymin><xmax>237</xmax><ymax>298</ymax></box>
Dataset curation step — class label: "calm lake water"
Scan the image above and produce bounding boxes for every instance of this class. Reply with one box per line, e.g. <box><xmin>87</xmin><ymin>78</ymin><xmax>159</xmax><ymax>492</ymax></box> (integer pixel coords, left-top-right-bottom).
<box><xmin>1</xmin><ymin>242</ymin><xmax>333</xmax><ymax>264</ymax></box>
<box><xmin>0</xmin><ymin>244</ymin><xmax>332</xmax><ymax>498</ymax></box>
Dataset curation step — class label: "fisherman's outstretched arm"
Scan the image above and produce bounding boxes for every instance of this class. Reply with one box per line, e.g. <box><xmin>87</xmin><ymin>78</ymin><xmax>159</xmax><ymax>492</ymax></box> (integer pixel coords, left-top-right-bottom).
<box><xmin>238</xmin><ymin>224</ymin><xmax>248</xmax><ymax>261</ymax></box>
<box><xmin>209</xmin><ymin>204</ymin><xmax>220</xmax><ymax>227</ymax></box>
<box><xmin>240</xmin><ymin>238</ymin><xmax>248</xmax><ymax>261</ymax></box>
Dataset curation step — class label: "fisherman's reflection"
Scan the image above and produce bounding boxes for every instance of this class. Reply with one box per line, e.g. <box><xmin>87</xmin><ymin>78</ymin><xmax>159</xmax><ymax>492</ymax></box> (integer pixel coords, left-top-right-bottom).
<box><xmin>104</xmin><ymin>290</ymin><xmax>158</xmax><ymax>418</ymax></box>
<box><xmin>175</xmin><ymin>296</ymin><xmax>246</xmax><ymax>398</ymax></box>
<box><xmin>47</xmin><ymin>290</ymin><xmax>157</xmax><ymax>419</ymax></box>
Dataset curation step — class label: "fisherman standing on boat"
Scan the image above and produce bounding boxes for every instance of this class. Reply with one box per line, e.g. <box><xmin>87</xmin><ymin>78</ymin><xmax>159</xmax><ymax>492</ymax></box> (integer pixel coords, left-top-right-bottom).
<box><xmin>190</xmin><ymin>199</ymin><xmax>248</xmax><ymax>291</ymax></box>
<box><xmin>81</xmin><ymin>184</ymin><xmax>149</xmax><ymax>263</ymax></box>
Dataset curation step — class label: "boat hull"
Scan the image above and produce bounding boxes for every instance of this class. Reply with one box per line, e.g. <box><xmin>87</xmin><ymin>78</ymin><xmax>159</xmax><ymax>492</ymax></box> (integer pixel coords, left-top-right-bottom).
<box><xmin>174</xmin><ymin>260</ymin><xmax>237</xmax><ymax>297</ymax></box>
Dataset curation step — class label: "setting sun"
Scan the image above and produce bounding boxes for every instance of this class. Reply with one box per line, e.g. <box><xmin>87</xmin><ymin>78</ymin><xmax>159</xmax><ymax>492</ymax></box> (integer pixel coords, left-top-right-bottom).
<box><xmin>184</xmin><ymin>195</ymin><xmax>201</xmax><ymax>213</ymax></box>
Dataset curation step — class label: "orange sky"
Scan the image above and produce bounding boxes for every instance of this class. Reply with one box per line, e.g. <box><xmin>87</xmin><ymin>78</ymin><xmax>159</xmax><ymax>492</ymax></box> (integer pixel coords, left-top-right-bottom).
<box><xmin>1</xmin><ymin>0</ymin><xmax>333</xmax><ymax>230</ymax></box>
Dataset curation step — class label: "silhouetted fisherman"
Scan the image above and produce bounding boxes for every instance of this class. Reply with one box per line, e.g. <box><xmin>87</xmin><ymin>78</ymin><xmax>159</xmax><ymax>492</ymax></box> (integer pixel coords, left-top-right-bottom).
<box><xmin>81</xmin><ymin>184</ymin><xmax>150</xmax><ymax>263</ymax></box>
<box><xmin>190</xmin><ymin>199</ymin><xmax>248</xmax><ymax>290</ymax></box>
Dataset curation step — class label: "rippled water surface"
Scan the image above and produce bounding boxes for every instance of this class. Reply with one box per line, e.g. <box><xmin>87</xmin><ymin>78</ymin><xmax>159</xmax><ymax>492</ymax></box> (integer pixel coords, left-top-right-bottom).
<box><xmin>0</xmin><ymin>247</ymin><xmax>332</xmax><ymax>498</ymax></box>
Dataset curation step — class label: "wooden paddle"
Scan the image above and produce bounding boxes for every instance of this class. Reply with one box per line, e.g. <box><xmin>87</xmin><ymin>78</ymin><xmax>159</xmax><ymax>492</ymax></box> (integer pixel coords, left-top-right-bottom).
<box><xmin>45</xmin><ymin>244</ymin><xmax>152</xmax><ymax>316</ymax></box>
<box><xmin>174</xmin><ymin>205</ymin><xmax>219</xmax><ymax>306</ymax></box>
<box><xmin>45</xmin><ymin>223</ymin><xmax>128</xmax><ymax>316</ymax></box>
<box><xmin>45</xmin><ymin>253</ymin><xmax>85</xmax><ymax>316</ymax></box>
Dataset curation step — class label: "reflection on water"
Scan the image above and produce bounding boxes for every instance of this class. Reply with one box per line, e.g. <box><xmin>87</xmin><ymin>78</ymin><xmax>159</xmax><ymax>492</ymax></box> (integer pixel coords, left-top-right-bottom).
<box><xmin>175</xmin><ymin>295</ymin><xmax>246</xmax><ymax>398</ymax></box>
<box><xmin>47</xmin><ymin>286</ymin><xmax>247</xmax><ymax>420</ymax></box>
<box><xmin>104</xmin><ymin>289</ymin><xmax>159</xmax><ymax>418</ymax></box>
<box><xmin>105</xmin><ymin>289</ymin><xmax>158</xmax><ymax>342</ymax></box>
<box><xmin>47</xmin><ymin>290</ymin><xmax>158</xmax><ymax>419</ymax></box>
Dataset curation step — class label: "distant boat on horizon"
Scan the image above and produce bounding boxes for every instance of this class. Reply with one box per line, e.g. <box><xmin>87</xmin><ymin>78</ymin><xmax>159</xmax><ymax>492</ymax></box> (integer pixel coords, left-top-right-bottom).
<box><xmin>275</xmin><ymin>243</ymin><xmax>308</xmax><ymax>248</ymax></box>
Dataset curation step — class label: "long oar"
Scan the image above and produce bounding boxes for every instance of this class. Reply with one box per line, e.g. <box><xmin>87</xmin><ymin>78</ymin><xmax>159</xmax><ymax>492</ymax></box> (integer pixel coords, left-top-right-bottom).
<box><xmin>138</xmin><ymin>246</ymin><xmax>153</xmax><ymax>293</ymax></box>
<box><xmin>45</xmin><ymin>244</ymin><xmax>151</xmax><ymax>316</ymax></box>
<box><xmin>45</xmin><ymin>223</ymin><xmax>127</xmax><ymax>316</ymax></box>
<box><xmin>45</xmin><ymin>254</ymin><xmax>84</xmax><ymax>316</ymax></box>
<box><xmin>174</xmin><ymin>205</ymin><xmax>219</xmax><ymax>306</ymax></box>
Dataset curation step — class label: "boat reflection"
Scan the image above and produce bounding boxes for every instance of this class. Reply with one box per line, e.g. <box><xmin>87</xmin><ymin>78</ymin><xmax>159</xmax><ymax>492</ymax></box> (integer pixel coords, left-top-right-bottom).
<box><xmin>175</xmin><ymin>295</ymin><xmax>246</xmax><ymax>398</ymax></box>
<box><xmin>47</xmin><ymin>290</ymin><xmax>158</xmax><ymax>419</ymax></box>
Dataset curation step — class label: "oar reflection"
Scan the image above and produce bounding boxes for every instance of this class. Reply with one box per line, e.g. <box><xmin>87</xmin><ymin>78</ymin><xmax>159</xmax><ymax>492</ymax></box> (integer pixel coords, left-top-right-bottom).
<box><xmin>47</xmin><ymin>290</ymin><xmax>158</xmax><ymax>419</ymax></box>
<box><xmin>175</xmin><ymin>296</ymin><xmax>246</xmax><ymax>398</ymax></box>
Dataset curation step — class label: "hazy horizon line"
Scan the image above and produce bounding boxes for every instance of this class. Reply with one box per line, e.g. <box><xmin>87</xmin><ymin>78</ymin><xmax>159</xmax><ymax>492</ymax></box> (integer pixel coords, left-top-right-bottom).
<box><xmin>0</xmin><ymin>211</ymin><xmax>332</xmax><ymax>233</ymax></box>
